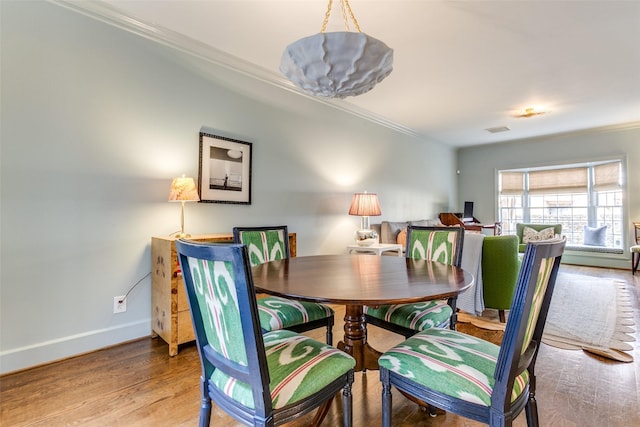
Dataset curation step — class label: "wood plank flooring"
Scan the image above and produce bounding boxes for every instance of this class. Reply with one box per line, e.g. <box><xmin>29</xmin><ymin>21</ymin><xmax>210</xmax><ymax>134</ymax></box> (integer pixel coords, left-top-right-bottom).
<box><xmin>1</xmin><ymin>265</ymin><xmax>638</xmax><ymax>426</ymax></box>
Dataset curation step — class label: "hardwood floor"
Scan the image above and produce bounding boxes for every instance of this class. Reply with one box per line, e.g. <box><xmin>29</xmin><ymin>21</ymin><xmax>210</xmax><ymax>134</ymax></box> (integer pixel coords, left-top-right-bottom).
<box><xmin>1</xmin><ymin>265</ymin><xmax>638</xmax><ymax>426</ymax></box>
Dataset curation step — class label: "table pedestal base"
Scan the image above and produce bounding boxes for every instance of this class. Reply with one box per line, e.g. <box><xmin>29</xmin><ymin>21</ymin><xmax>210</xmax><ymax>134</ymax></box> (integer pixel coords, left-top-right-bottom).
<box><xmin>337</xmin><ymin>304</ymin><xmax>382</xmax><ymax>372</ymax></box>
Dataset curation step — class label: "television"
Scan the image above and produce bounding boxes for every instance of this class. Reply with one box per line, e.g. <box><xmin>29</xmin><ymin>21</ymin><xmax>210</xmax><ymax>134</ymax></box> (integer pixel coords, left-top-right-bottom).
<box><xmin>462</xmin><ymin>201</ymin><xmax>474</xmax><ymax>222</ymax></box>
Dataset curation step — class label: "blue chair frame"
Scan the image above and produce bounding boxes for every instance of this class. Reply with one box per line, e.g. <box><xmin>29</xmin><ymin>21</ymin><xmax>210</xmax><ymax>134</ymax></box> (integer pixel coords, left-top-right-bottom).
<box><xmin>176</xmin><ymin>240</ymin><xmax>354</xmax><ymax>426</ymax></box>
<box><xmin>380</xmin><ymin>238</ymin><xmax>566</xmax><ymax>427</ymax></box>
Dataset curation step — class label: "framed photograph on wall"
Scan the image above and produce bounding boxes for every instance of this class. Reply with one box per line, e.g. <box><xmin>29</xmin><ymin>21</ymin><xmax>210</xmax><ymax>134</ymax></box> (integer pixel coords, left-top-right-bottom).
<box><xmin>198</xmin><ymin>132</ymin><xmax>252</xmax><ymax>204</ymax></box>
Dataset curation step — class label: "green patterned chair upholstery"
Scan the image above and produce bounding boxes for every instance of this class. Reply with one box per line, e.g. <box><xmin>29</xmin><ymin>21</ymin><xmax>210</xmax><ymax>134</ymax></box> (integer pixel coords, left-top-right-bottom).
<box><xmin>233</xmin><ymin>226</ymin><xmax>335</xmax><ymax>344</ymax></box>
<box><xmin>364</xmin><ymin>226</ymin><xmax>464</xmax><ymax>338</ymax></box>
<box><xmin>379</xmin><ymin>237</ymin><xmax>566</xmax><ymax>427</ymax></box>
<box><xmin>176</xmin><ymin>240</ymin><xmax>355</xmax><ymax>427</ymax></box>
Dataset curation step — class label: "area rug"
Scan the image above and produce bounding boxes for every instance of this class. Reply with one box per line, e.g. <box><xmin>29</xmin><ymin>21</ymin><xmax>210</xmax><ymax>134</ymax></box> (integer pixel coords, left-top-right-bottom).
<box><xmin>457</xmin><ymin>272</ymin><xmax>636</xmax><ymax>362</ymax></box>
<box><xmin>542</xmin><ymin>273</ymin><xmax>635</xmax><ymax>362</ymax></box>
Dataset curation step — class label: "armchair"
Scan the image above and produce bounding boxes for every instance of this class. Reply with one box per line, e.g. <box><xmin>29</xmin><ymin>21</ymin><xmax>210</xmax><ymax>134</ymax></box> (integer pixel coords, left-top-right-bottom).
<box><xmin>482</xmin><ymin>235</ymin><xmax>521</xmax><ymax>322</ymax></box>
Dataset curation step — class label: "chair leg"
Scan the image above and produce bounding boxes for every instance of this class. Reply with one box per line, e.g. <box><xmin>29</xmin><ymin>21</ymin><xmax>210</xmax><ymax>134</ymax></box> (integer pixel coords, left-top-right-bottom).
<box><xmin>426</xmin><ymin>405</ymin><xmax>438</xmax><ymax>417</ymax></box>
<box><xmin>342</xmin><ymin>371</ymin><xmax>354</xmax><ymax>427</ymax></box>
<box><xmin>326</xmin><ymin>317</ymin><xmax>334</xmax><ymax>345</ymax></box>
<box><xmin>499</xmin><ymin>309</ymin><xmax>506</xmax><ymax>323</ymax></box>
<box><xmin>525</xmin><ymin>397</ymin><xmax>540</xmax><ymax>427</ymax></box>
<box><xmin>447</xmin><ymin>296</ymin><xmax>458</xmax><ymax>330</ymax></box>
<box><xmin>632</xmin><ymin>253</ymin><xmax>639</xmax><ymax>275</ymax></box>
<box><xmin>381</xmin><ymin>369</ymin><xmax>392</xmax><ymax>427</ymax></box>
<box><xmin>524</xmin><ymin>372</ymin><xmax>540</xmax><ymax>427</ymax></box>
<box><xmin>489</xmin><ymin>408</ymin><xmax>512</xmax><ymax>426</ymax></box>
<box><xmin>199</xmin><ymin>376</ymin><xmax>212</xmax><ymax>427</ymax></box>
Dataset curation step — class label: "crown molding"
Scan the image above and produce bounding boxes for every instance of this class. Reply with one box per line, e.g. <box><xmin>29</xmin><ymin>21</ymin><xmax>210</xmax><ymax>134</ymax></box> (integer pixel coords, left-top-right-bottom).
<box><xmin>50</xmin><ymin>0</ymin><xmax>423</xmax><ymax>140</ymax></box>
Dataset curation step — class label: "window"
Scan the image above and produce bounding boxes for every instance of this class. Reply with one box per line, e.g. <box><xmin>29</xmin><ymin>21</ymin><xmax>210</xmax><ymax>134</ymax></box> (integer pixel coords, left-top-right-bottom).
<box><xmin>498</xmin><ymin>160</ymin><xmax>624</xmax><ymax>248</ymax></box>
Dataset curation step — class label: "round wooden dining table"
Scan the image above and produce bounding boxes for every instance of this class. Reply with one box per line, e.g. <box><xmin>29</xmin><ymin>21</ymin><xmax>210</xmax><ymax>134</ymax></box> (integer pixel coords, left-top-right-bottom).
<box><xmin>251</xmin><ymin>254</ymin><xmax>473</xmax><ymax>372</ymax></box>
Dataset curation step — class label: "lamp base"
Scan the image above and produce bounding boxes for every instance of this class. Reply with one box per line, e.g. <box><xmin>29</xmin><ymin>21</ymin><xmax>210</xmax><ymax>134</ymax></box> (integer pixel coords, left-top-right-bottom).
<box><xmin>354</xmin><ymin>229</ymin><xmax>378</xmax><ymax>246</ymax></box>
<box><xmin>175</xmin><ymin>232</ymin><xmax>191</xmax><ymax>239</ymax></box>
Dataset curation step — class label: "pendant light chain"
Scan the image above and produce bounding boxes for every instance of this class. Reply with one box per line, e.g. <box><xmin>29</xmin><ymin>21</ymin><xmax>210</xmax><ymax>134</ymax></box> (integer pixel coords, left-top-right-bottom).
<box><xmin>321</xmin><ymin>0</ymin><xmax>333</xmax><ymax>32</ymax></box>
<box><xmin>343</xmin><ymin>0</ymin><xmax>362</xmax><ymax>32</ymax></box>
<box><xmin>339</xmin><ymin>0</ymin><xmax>352</xmax><ymax>31</ymax></box>
<box><xmin>321</xmin><ymin>0</ymin><xmax>362</xmax><ymax>33</ymax></box>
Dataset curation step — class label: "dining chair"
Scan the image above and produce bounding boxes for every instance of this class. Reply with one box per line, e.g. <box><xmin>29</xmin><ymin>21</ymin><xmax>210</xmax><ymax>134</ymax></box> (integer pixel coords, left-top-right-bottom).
<box><xmin>364</xmin><ymin>225</ymin><xmax>465</xmax><ymax>338</ymax></box>
<box><xmin>233</xmin><ymin>226</ymin><xmax>335</xmax><ymax>344</ymax></box>
<box><xmin>176</xmin><ymin>240</ymin><xmax>355</xmax><ymax>427</ymax></box>
<box><xmin>379</xmin><ymin>237</ymin><xmax>566</xmax><ymax>427</ymax></box>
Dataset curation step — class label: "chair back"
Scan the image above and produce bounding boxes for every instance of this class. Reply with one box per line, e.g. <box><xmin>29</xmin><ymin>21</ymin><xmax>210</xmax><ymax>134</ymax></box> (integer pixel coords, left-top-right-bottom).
<box><xmin>406</xmin><ymin>225</ymin><xmax>464</xmax><ymax>267</ymax></box>
<box><xmin>491</xmin><ymin>237</ymin><xmax>566</xmax><ymax>413</ymax></box>
<box><xmin>233</xmin><ymin>225</ymin><xmax>290</xmax><ymax>266</ymax></box>
<box><xmin>482</xmin><ymin>235</ymin><xmax>521</xmax><ymax>310</ymax></box>
<box><xmin>175</xmin><ymin>240</ymin><xmax>272</xmax><ymax>416</ymax></box>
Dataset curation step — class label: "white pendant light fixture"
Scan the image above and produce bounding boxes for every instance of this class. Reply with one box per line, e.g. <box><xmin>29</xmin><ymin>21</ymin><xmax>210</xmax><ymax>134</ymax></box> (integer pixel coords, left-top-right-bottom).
<box><xmin>280</xmin><ymin>0</ymin><xmax>393</xmax><ymax>99</ymax></box>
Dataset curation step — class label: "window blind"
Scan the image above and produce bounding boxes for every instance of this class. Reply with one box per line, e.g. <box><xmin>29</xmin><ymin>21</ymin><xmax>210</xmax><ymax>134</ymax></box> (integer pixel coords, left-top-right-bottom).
<box><xmin>528</xmin><ymin>167</ymin><xmax>588</xmax><ymax>194</ymax></box>
<box><xmin>500</xmin><ymin>172</ymin><xmax>524</xmax><ymax>195</ymax></box>
<box><xmin>594</xmin><ymin>161</ymin><xmax>621</xmax><ymax>191</ymax></box>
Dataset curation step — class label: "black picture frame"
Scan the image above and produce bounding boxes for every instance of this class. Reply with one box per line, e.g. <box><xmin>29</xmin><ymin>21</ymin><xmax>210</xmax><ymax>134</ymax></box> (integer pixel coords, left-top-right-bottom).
<box><xmin>198</xmin><ymin>132</ymin><xmax>252</xmax><ymax>204</ymax></box>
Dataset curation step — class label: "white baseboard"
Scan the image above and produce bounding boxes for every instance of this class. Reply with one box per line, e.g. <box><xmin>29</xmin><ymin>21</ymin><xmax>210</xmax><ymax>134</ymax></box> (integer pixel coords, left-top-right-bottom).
<box><xmin>0</xmin><ymin>319</ymin><xmax>151</xmax><ymax>375</ymax></box>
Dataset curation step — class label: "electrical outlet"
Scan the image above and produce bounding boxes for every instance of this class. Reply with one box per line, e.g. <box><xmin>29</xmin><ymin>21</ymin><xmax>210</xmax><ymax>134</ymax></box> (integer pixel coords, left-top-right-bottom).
<box><xmin>113</xmin><ymin>296</ymin><xmax>126</xmax><ymax>313</ymax></box>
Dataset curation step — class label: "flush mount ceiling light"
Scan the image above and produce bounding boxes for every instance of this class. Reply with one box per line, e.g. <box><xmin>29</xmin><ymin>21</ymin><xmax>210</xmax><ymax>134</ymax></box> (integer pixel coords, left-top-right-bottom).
<box><xmin>280</xmin><ymin>0</ymin><xmax>394</xmax><ymax>99</ymax></box>
<box><xmin>513</xmin><ymin>107</ymin><xmax>548</xmax><ymax>118</ymax></box>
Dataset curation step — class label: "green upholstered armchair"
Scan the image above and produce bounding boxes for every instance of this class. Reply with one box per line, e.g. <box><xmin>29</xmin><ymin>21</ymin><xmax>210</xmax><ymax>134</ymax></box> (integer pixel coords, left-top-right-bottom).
<box><xmin>481</xmin><ymin>235</ymin><xmax>521</xmax><ymax>322</ymax></box>
<box><xmin>515</xmin><ymin>223</ymin><xmax>563</xmax><ymax>253</ymax></box>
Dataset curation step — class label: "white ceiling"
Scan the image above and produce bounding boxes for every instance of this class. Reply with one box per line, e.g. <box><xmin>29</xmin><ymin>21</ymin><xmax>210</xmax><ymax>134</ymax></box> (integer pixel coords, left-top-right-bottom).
<box><xmin>78</xmin><ymin>0</ymin><xmax>640</xmax><ymax>147</ymax></box>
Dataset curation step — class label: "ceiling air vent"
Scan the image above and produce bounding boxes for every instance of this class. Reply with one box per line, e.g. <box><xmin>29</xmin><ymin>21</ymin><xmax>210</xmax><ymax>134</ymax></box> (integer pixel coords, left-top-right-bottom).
<box><xmin>485</xmin><ymin>126</ymin><xmax>510</xmax><ymax>133</ymax></box>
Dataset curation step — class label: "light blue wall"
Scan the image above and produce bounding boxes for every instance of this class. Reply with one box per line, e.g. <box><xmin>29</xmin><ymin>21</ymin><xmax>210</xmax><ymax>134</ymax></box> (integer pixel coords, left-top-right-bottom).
<box><xmin>0</xmin><ymin>1</ymin><xmax>456</xmax><ymax>373</ymax></box>
<box><xmin>457</xmin><ymin>126</ymin><xmax>640</xmax><ymax>269</ymax></box>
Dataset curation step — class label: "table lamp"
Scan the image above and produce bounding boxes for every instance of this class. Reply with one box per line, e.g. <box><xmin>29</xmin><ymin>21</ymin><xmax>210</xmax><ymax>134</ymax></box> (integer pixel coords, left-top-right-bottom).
<box><xmin>169</xmin><ymin>175</ymin><xmax>200</xmax><ymax>238</ymax></box>
<box><xmin>349</xmin><ymin>192</ymin><xmax>381</xmax><ymax>246</ymax></box>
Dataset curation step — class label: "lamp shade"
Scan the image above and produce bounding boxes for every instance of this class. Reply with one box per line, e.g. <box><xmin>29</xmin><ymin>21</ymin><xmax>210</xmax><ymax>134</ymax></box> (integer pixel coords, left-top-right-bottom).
<box><xmin>168</xmin><ymin>176</ymin><xmax>200</xmax><ymax>202</ymax></box>
<box><xmin>349</xmin><ymin>192</ymin><xmax>381</xmax><ymax>217</ymax></box>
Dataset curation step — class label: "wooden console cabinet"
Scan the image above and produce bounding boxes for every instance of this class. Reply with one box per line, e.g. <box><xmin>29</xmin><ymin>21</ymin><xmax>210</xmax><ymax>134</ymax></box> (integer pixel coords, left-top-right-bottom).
<box><xmin>151</xmin><ymin>233</ymin><xmax>296</xmax><ymax>356</ymax></box>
